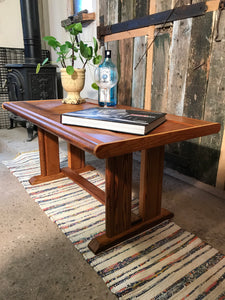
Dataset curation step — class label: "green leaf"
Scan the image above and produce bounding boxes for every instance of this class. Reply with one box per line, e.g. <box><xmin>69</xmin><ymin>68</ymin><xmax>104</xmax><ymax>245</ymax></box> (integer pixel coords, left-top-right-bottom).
<box><xmin>80</xmin><ymin>41</ymin><xmax>92</xmax><ymax>60</ymax></box>
<box><xmin>91</xmin><ymin>82</ymin><xmax>99</xmax><ymax>90</ymax></box>
<box><xmin>88</xmin><ymin>47</ymin><xmax>93</xmax><ymax>59</ymax></box>
<box><xmin>48</xmin><ymin>39</ymin><xmax>60</xmax><ymax>49</ymax></box>
<box><xmin>79</xmin><ymin>41</ymin><xmax>86</xmax><ymax>56</ymax></box>
<box><xmin>41</xmin><ymin>57</ymin><xmax>49</xmax><ymax>66</ymax></box>
<box><xmin>66</xmin><ymin>66</ymin><xmax>75</xmax><ymax>75</ymax></box>
<box><xmin>74</xmin><ymin>22</ymin><xmax>82</xmax><ymax>33</ymax></box>
<box><xmin>43</xmin><ymin>36</ymin><xmax>56</xmax><ymax>42</ymax></box>
<box><xmin>65</xmin><ymin>23</ymin><xmax>82</xmax><ymax>33</ymax></box>
<box><xmin>93</xmin><ymin>55</ymin><xmax>102</xmax><ymax>65</ymax></box>
<box><xmin>93</xmin><ymin>37</ymin><xmax>98</xmax><ymax>56</ymax></box>
<box><xmin>36</xmin><ymin>63</ymin><xmax>41</xmax><ymax>74</ymax></box>
<box><xmin>67</xmin><ymin>22</ymin><xmax>83</xmax><ymax>36</ymax></box>
<box><xmin>60</xmin><ymin>44</ymin><xmax>69</xmax><ymax>54</ymax></box>
<box><xmin>65</xmin><ymin>41</ymin><xmax>72</xmax><ymax>48</ymax></box>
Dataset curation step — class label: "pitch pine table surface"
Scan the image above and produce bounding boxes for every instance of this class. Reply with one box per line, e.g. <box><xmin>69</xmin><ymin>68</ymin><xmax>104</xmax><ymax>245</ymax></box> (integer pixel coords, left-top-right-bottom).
<box><xmin>3</xmin><ymin>99</ymin><xmax>220</xmax><ymax>158</ymax></box>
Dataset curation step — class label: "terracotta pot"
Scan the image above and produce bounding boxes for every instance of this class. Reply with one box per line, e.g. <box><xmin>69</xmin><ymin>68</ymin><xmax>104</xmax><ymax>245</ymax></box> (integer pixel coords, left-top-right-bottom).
<box><xmin>60</xmin><ymin>68</ymin><xmax>86</xmax><ymax>104</ymax></box>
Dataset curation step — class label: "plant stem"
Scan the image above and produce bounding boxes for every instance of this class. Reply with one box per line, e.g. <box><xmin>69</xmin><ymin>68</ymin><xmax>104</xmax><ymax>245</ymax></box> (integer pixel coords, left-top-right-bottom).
<box><xmin>71</xmin><ymin>36</ymin><xmax>75</xmax><ymax>68</ymax></box>
<box><xmin>61</xmin><ymin>59</ymin><xmax>66</xmax><ymax>68</ymax></box>
<box><xmin>83</xmin><ymin>59</ymin><xmax>88</xmax><ymax>69</ymax></box>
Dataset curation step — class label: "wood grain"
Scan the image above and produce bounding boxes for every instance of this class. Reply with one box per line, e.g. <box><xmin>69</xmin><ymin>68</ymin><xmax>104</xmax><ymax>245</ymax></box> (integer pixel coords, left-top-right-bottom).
<box><xmin>68</xmin><ymin>143</ymin><xmax>85</xmax><ymax>170</ymax></box>
<box><xmin>62</xmin><ymin>167</ymin><xmax>105</xmax><ymax>204</ymax></box>
<box><xmin>132</xmin><ymin>36</ymin><xmax>146</xmax><ymax>108</ymax></box>
<box><xmin>117</xmin><ymin>0</ymin><xmax>134</xmax><ymax>106</ymax></box>
<box><xmin>151</xmin><ymin>30</ymin><xmax>171</xmax><ymax>113</ymax></box>
<box><xmin>183</xmin><ymin>12</ymin><xmax>214</xmax><ymax>119</ymax></box>
<box><xmin>105</xmin><ymin>153</ymin><xmax>132</xmax><ymax>237</ymax></box>
<box><xmin>118</xmin><ymin>38</ymin><xmax>133</xmax><ymax>105</ymax></box>
<box><xmin>139</xmin><ymin>146</ymin><xmax>165</xmax><ymax>220</ymax></box>
<box><xmin>2</xmin><ymin>100</ymin><xmax>220</xmax><ymax>160</ymax></box>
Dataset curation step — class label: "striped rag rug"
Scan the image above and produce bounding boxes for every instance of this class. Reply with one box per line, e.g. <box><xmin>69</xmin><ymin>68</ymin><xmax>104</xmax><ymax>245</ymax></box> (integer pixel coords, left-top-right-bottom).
<box><xmin>3</xmin><ymin>151</ymin><xmax>225</xmax><ymax>299</ymax></box>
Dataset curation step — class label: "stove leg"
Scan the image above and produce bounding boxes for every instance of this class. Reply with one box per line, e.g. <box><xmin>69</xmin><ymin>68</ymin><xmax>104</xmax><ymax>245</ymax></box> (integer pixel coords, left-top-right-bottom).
<box><xmin>9</xmin><ymin>118</ymin><xmax>15</xmax><ymax>129</ymax></box>
<box><xmin>26</xmin><ymin>121</ymin><xmax>37</xmax><ymax>141</ymax></box>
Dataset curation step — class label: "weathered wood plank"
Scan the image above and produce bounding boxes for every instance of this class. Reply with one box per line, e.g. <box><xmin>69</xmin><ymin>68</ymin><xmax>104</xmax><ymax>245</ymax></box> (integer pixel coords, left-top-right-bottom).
<box><xmin>99</xmin><ymin>0</ymin><xmax>108</xmax><ymax>25</ymax></box>
<box><xmin>164</xmin><ymin>15</ymin><xmax>193</xmax><ymax>183</ymax></box>
<box><xmin>203</xmin><ymin>9</ymin><xmax>225</xmax><ymax>187</ymax></box>
<box><xmin>132</xmin><ymin>0</ymin><xmax>149</xmax><ymax>108</ymax></box>
<box><xmin>107</xmin><ymin>0</ymin><xmax>119</xmax><ymax>103</ymax></box>
<box><xmin>118</xmin><ymin>0</ymin><xmax>134</xmax><ymax>23</ymax></box>
<box><xmin>151</xmin><ymin>30</ymin><xmax>171</xmax><ymax>113</ymax></box>
<box><xmin>118</xmin><ymin>38</ymin><xmax>133</xmax><ymax>105</ymax></box>
<box><xmin>132</xmin><ymin>36</ymin><xmax>146</xmax><ymax>108</ymax></box>
<box><xmin>134</xmin><ymin>0</ymin><xmax>149</xmax><ymax>18</ymax></box>
<box><xmin>155</xmin><ymin>0</ymin><xmax>173</xmax><ymax>12</ymax></box>
<box><xmin>183</xmin><ymin>13</ymin><xmax>214</xmax><ymax>119</ymax></box>
<box><xmin>145</xmin><ymin>0</ymin><xmax>173</xmax><ymax>110</ymax></box>
<box><xmin>174</xmin><ymin>12</ymin><xmax>217</xmax><ymax>186</ymax></box>
<box><xmin>148</xmin><ymin>0</ymin><xmax>172</xmax><ymax>111</ymax></box>
<box><xmin>107</xmin><ymin>0</ymin><xmax>119</xmax><ymax>67</ymax></box>
<box><xmin>118</xmin><ymin>0</ymin><xmax>134</xmax><ymax>105</ymax></box>
<box><xmin>167</xmin><ymin>18</ymin><xmax>192</xmax><ymax>115</ymax></box>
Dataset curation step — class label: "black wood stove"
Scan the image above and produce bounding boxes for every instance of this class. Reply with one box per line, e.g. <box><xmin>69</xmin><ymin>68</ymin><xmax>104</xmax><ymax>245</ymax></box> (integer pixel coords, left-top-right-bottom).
<box><xmin>6</xmin><ymin>0</ymin><xmax>57</xmax><ymax>141</ymax></box>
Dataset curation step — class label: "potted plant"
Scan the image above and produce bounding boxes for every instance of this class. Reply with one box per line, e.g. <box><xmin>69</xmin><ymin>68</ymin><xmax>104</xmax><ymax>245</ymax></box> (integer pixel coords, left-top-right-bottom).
<box><xmin>36</xmin><ymin>22</ymin><xmax>102</xmax><ymax>104</ymax></box>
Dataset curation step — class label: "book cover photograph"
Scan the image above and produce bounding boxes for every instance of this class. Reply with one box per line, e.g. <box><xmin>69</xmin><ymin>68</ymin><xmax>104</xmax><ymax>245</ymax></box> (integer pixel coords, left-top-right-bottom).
<box><xmin>61</xmin><ymin>107</ymin><xmax>167</xmax><ymax>135</ymax></box>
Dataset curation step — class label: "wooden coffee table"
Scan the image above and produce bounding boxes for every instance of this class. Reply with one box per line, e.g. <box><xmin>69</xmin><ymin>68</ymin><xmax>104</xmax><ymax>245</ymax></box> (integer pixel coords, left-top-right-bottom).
<box><xmin>3</xmin><ymin>99</ymin><xmax>220</xmax><ymax>254</ymax></box>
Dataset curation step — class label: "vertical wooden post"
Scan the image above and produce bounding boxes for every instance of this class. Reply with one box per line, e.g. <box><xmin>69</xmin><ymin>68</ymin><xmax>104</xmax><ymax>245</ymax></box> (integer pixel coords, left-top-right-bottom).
<box><xmin>139</xmin><ymin>146</ymin><xmax>165</xmax><ymax>220</ymax></box>
<box><xmin>38</xmin><ymin>128</ymin><xmax>47</xmax><ymax>176</ymax></box>
<box><xmin>44</xmin><ymin>131</ymin><xmax>60</xmax><ymax>175</ymax></box>
<box><xmin>38</xmin><ymin>128</ymin><xmax>60</xmax><ymax>176</ymax></box>
<box><xmin>29</xmin><ymin>128</ymin><xmax>63</xmax><ymax>185</ymax></box>
<box><xmin>67</xmin><ymin>0</ymin><xmax>74</xmax><ymax>16</ymax></box>
<box><xmin>67</xmin><ymin>143</ymin><xmax>85</xmax><ymax>170</ymax></box>
<box><xmin>105</xmin><ymin>153</ymin><xmax>132</xmax><ymax>237</ymax></box>
<box><xmin>144</xmin><ymin>0</ymin><xmax>156</xmax><ymax>110</ymax></box>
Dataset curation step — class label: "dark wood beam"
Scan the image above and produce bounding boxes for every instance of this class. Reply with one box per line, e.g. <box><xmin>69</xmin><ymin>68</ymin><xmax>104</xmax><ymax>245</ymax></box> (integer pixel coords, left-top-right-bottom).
<box><xmin>97</xmin><ymin>2</ymin><xmax>208</xmax><ymax>42</ymax></box>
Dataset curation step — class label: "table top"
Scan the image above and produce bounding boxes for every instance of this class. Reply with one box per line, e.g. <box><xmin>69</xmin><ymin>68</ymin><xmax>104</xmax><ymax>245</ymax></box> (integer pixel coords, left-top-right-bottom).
<box><xmin>3</xmin><ymin>99</ymin><xmax>220</xmax><ymax>158</ymax></box>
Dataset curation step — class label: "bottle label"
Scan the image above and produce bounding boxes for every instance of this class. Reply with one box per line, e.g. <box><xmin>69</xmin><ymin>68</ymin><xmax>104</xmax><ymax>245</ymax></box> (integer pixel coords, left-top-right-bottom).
<box><xmin>100</xmin><ymin>68</ymin><xmax>111</xmax><ymax>85</ymax></box>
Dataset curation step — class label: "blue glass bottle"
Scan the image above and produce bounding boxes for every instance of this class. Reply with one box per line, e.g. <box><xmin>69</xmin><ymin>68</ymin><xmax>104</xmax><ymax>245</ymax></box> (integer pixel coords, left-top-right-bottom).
<box><xmin>98</xmin><ymin>50</ymin><xmax>118</xmax><ymax>107</ymax></box>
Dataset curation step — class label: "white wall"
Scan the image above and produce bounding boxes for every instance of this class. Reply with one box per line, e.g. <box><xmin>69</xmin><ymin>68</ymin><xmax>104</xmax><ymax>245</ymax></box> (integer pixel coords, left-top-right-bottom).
<box><xmin>0</xmin><ymin>0</ymin><xmax>23</xmax><ymax>48</ymax></box>
<box><xmin>0</xmin><ymin>0</ymin><xmax>99</xmax><ymax>100</ymax></box>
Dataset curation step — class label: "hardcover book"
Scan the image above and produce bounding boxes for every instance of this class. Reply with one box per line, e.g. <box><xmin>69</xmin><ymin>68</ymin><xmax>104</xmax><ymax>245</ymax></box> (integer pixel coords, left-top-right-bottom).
<box><xmin>61</xmin><ymin>107</ymin><xmax>166</xmax><ymax>135</ymax></box>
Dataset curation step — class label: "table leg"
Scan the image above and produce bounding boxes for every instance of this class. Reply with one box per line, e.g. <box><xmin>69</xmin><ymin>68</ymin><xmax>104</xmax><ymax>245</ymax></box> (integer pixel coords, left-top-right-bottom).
<box><xmin>140</xmin><ymin>146</ymin><xmax>164</xmax><ymax>220</ymax></box>
<box><xmin>138</xmin><ymin>146</ymin><xmax>173</xmax><ymax>224</ymax></box>
<box><xmin>88</xmin><ymin>153</ymin><xmax>133</xmax><ymax>253</ymax></box>
<box><xmin>105</xmin><ymin>153</ymin><xmax>132</xmax><ymax>237</ymax></box>
<box><xmin>29</xmin><ymin>128</ymin><xmax>65</xmax><ymax>185</ymax></box>
<box><xmin>67</xmin><ymin>143</ymin><xmax>85</xmax><ymax>170</ymax></box>
<box><xmin>88</xmin><ymin>146</ymin><xmax>173</xmax><ymax>254</ymax></box>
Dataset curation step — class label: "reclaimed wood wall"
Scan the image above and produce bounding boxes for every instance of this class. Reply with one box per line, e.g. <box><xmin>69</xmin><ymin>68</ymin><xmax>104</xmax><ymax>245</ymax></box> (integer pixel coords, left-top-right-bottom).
<box><xmin>99</xmin><ymin>0</ymin><xmax>225</xmax><ymax>188</ymax></box>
